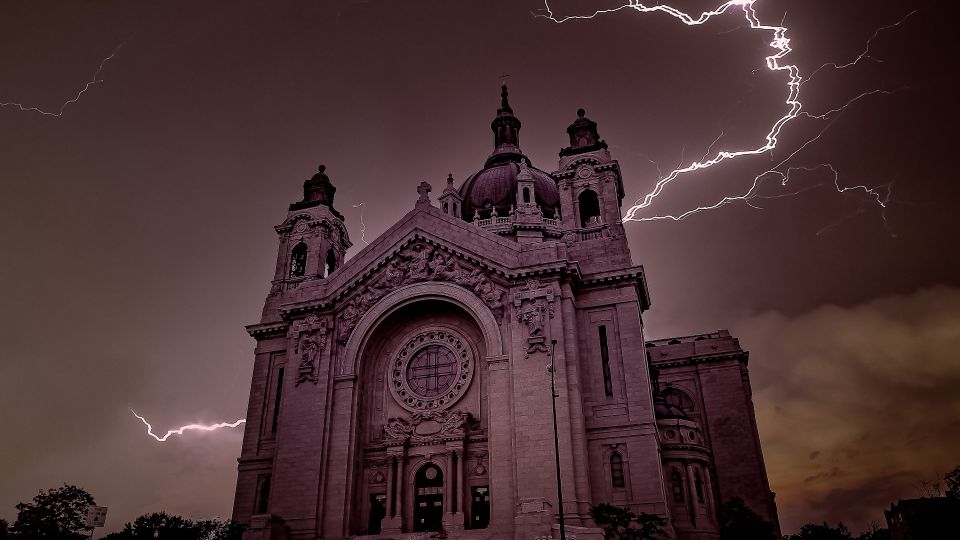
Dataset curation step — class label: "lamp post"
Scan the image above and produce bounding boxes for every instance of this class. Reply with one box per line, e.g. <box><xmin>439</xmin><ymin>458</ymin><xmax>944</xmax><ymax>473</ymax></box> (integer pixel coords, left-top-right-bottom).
<box><xmin>547</xmin><ymin>338</ymin><xmax>566</xmax><ymax>540</ymax></box>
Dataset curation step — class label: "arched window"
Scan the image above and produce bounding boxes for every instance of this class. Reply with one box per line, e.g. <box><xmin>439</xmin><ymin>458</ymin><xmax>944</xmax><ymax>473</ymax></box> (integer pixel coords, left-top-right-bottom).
<box><xmin>610</xmin><ymin>453</ymin><xmax>625</xmax><ymax>488</ymax></box>
<box><xmin>671</xmin><ymin>469</ymin><xmax>685</xmax><ymax>503</ymax></box>
<box><xmin>578</xmin><ymin>189</ymin><xmax>601</xmax><ymax>227</ymax></box>
<box><xmin>290</xmin><ymin>243</ymin><xmax>307</xmax><ymax>278</ymax></box>
<box><xmin>662</xmin><ymin>388</ymin><xmax>696</xmax><ymax>415</ymax></box>
<box><xmin>443</xmin><ymin>202</ymin><xmax>449</xmax><ymax>213</ymax></box>
<box><xmin>694</xmin><ymin>469</ymin><xmax>705</xmax><ymax>503</ymax></box>
<box><xmin>325</xmin><ymin>248</ymin><xmax>337</xmax><ymax>277</ymax></box>
<box><xmin>256</xmin><ymin>474</ymin><xmax>272</xmax><ymax>514</ymax></box>
<box><xmin>522</xmin><ymin>186</ymin><xmax>531</xmax><ymax>204</ymax></box>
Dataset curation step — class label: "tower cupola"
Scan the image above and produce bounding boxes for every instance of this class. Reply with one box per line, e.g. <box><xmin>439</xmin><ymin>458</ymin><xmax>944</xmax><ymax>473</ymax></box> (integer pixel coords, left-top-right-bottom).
<box><xmin>487</xmin><ymin>85</ymin><xmax>523</xmax><ymax>165</ymax></box>
<box><xmin>291</xmin><ymin>165</ymin><xmax>343</xmax><ymax>219</ymax></box>
<box><xmin>560</xmin><ymin>108</ymin><xmax>608</xmax><ymax>157</ymax></box>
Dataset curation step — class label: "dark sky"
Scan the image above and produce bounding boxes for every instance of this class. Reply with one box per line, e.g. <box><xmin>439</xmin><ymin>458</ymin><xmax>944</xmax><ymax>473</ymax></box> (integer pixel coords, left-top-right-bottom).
<box><xmin>1</xmin><ymin>0</ymin><xmax>957</xmax><ymax>536</ymax></box>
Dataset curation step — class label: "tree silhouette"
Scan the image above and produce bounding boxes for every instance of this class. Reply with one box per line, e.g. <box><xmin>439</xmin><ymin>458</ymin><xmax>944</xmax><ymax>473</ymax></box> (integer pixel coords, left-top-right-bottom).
<box><xmin>785</xmin><ymin>522</ymin><xmax>853</xmax><ymax>540</ymax></box>
<box><xmin>11</xmin><ymin>484</ymin><xmax>96</xmax><ymax>539</ymax></box>
<box><xmin>945</xmin><ymin>465</ymin><xmax>960</xmax><ymax>498</ymax></box>
<box><xmin>589</xmin><ymin>503</ymin><xmax>666</xmax><ymax>540</ymax></box>
<box><xmin>718</xmin><ymin>497</ymin><xmax>777</xmax><ymax>540</ymax></box>
<box><xmin>101</xmin><ymin>512</ymin><xmax>243</xmax><ymax>540</ymax></box>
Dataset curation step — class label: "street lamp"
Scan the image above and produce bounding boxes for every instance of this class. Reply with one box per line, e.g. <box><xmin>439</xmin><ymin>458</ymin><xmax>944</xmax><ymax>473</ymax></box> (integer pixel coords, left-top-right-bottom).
<box><xmin>547</xmin><ymin>339</ymin><xmax>566</xmax><ymax>540</ymax></box>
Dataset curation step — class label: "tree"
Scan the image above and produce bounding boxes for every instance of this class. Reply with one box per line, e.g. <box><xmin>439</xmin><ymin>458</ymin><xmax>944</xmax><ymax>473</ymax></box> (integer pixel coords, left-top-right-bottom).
<box><xmin>718</xmin><ymin>497</ymin><xmax>777</xmax><ymax>540</ymax></box>
<box><xmin>12</xmin><ymin>484</ymin><xmax>95</xmax><ymax>540</ymax></box>
<box><xmin>855</xmin><ymin>523</ymin><xmax>890</xmax><ymax>540</ymax></box>
<box><xmin>786</xmin><ymin>522</ymin><xmax>854</xmax><ymax>540</ymax></box>
<box><xmin>590</xmin><ymin>503</ymin><xmax>667</xmax><ymax>540</ymax></box>
<box><xmin>101</xmin><ymin>513</ymin><xmax>244</xmax><ymax>540</ymax></box>
<box><xmin>1</xmin><ymin>518</ymin><xmax>9</xmax><ymax>540</ymax></box>
<box><xmin>944</xmin><ymin>465</ymin><xmax>960</xmax><ymax>498</ymax></box>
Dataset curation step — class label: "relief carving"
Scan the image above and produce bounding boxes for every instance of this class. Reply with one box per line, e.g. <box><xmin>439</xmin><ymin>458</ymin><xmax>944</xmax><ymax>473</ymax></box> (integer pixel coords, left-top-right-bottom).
<box><xmin>382</xmin><ymin>409</ymin><xmax>471</xmax><ymax>445</ymax></box>
<box><xmin>513</xmin><ymin>279</ymin><xmax>556</xmax><ymax>357</ymax></box>
<box><xmin>336</xmin><ymin>241</ymin><xmax>506</xmax><ymax>345</ymax></box>
<box><xmin>291</xmin><ymin>314</ymin><xmax>329</xmax><ymax>386</ymax></box>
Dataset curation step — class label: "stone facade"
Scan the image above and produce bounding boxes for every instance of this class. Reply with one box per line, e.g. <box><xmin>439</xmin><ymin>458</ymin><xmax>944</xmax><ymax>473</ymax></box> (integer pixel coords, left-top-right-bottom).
<box><xmin>232</xmin><ymin>88</ymin><xmax>779</xmax><ymax>540</ymax></box>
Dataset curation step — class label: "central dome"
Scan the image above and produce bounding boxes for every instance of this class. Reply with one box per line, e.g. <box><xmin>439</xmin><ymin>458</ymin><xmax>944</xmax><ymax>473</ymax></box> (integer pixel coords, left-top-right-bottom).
<box><xmin>457</xmin><ymin>86</ymin><xmax>560</xmax><ymax>219</ymax></box>
<box><xmin>459</xmin><ymin>161</ymin><xmax>560</xmax><ymax>219</ymax></box>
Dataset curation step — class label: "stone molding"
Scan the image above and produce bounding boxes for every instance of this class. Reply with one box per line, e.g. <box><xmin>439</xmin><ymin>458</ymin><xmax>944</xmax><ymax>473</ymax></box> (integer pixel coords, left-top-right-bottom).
<box><xmin>340</xmin><ymin>281</ymin><xmax>505</xmax><ymax>377</ymax></box>
<box><xmin>335</xmin><ymin>240</ymin><xmax>506</xmax><ymax>346</ymax></box>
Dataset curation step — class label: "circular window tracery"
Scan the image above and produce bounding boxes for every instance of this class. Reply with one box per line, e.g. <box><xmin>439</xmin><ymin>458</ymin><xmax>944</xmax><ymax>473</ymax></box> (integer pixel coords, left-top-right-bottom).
<box><xmin>389</xmin><ymin>327</ymin><xmax>475</xmax><ymax>412</ymax></box>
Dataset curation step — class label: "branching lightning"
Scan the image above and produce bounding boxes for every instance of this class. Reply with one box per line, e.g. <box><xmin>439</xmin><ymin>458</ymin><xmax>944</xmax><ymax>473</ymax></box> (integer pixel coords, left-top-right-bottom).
<box><xmin>539</xmin><ymin>1</ymin><xmax>914</xmax><ymax>228</ymax></box>
<box><xmin>0</xmin><ymin>42</ymin><xmax>124</xmax><ymax>118</ymax></box>
<box><xmin>352</xmin><ymin>203</ymin><xmax>369</xmax><ymax>245</ymax></box>
<box><xmin>130</xmin><ymin>409</ymin><xmax>245</xmax><ymax>443</ymax></box>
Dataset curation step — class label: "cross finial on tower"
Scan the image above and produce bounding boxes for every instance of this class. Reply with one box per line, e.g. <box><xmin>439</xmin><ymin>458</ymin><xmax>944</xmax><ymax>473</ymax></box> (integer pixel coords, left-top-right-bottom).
<box><xmin>416</xmin><ymin>181</ymin><xmax>433</xmax><ymax>208</ymax></box>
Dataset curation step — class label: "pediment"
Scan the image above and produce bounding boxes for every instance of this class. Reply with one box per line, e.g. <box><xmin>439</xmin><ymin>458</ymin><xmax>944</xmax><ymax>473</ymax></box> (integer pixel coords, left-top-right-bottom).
<box><xmin>279</xmin><ymin>209</ymin><xmax>522</xmax><ymax>341</ymax></box>
<box><xmin>330</xmin><ymin>232</ymin><xmax>509</xmax><ymax>344</ymax></box>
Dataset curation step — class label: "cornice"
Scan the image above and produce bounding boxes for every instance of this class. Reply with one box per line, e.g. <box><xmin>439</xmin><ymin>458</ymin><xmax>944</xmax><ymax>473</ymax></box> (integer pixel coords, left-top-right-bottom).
<box><xmin>245</xmin><ymin>322</ymin><xmax>288</xmax><ymax>339</ymax></box>
<box><xmin>649</xmin><ymin>351</ymin><xmax>749</xmax><ymax>369</ymax></box>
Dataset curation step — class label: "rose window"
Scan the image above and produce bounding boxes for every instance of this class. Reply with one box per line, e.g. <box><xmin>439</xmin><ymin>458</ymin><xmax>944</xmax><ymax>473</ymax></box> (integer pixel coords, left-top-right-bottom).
<box><xmin>390</xmin><ymin>328</ymin><xmax>475</xmax><ymax>412</ymax></box>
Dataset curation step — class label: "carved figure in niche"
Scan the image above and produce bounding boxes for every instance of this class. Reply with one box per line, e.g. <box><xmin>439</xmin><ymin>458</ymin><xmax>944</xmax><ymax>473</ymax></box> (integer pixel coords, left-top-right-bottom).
<box><xmin>297</xmin><ymin>335</ymin><xmax>322</xmax><ymax>385</ymax></box>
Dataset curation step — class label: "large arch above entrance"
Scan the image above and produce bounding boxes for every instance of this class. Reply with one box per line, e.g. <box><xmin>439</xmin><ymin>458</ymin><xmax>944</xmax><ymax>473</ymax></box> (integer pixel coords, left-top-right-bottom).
<box><xmin>339</xmin><ymin>281</ymin><xmax>504</xmax><ymax>377</ymax></box>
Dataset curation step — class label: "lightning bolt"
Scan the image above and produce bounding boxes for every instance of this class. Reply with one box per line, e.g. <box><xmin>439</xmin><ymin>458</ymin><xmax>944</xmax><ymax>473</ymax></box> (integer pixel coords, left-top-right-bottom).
<box><xmin>352</xmin><ymin>203</ymin><xmax>369</xmax><ymax>245</ymax></box>
<box><xmin>0</xmin><ymin>42</ymin><xmax>124</xmax><ymax>118</ymax></box>
<box><xmin>130</xmin><ymin>409</ymin><xmax>245</xmax><ymax>442</ymax></box>
<box><xmin>539</xmin><ymin>1</ymin><xmax>912</xmax><ymax>228</ymax></box>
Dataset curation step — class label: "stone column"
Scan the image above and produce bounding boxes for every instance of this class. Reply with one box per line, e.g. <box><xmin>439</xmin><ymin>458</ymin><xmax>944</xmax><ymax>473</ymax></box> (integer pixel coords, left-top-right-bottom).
<box><xmin>385</xmin><ymin>456</ymin><xmax>396</xmax><ymax>518</ymax></box>
<box><xmin>446</xmin><ymin>451</ymin><xmax>455</xmax><ymax>515</ymax></box>
<box><xmin>456</xmin><ymin>450</ymin><xmax>465</xmax><ymax>515</ymax></box>
<box><xmin>703</xmin><ymin>466</ymin><xmax>717</xmax><ymax>518</ymax></box>
<box><xmin>398</xmin><ymin>454</ymin><xmax>406</xmax><ymax>528</ymax></box>
<box><xmin>444</xmin><ymin>444</ymin><xmax>465</xmax><ymax>532</ymax></box>
<box><xmin>382</xmin><ymin>449</ymin><xmax>405</xmax><ymax>533</ymax></box>
<box><xmin>485</xmin><ymin>354</ymin><xmax>514</xmax><ymax>533</ymax></box>
<box><xmin>686</xmin><ymin>463</ymin><xmax>699</xmax><ymax>515</ymax></box>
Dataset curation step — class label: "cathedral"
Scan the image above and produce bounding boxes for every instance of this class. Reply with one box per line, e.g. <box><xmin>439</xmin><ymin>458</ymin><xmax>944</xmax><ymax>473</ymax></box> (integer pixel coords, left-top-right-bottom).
<box><xmin>232</xmin><ymin>87</ymin><xmax>780</xmax><ymax>540</ymax></box>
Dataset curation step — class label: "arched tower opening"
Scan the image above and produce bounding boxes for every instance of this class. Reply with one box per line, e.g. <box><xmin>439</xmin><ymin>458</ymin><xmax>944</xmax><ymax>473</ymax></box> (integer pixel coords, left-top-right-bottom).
<box><xmin>578</xmin><ymin>189</ymin><xmax>601</xmax><ymax>227</ymax></box>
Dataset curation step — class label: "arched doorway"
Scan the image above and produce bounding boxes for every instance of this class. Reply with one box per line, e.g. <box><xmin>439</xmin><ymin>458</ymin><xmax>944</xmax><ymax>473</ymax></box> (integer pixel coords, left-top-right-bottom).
<box><xmin>414</xmin><ymin>463</ymin><xmax>444</xmax><ymax>532</ymax></box>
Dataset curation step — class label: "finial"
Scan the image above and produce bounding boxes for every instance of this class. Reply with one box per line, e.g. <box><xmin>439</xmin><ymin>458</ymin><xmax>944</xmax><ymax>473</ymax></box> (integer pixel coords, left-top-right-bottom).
<box><xmin>576</xmin><ymin>108</ymin><xmax>585</xmax><ymax>118</ymax></box>
<box><xmin>318</xmin><ymin>164</ymin><xmax>326</xmax><ymax>173</ymax></box>
<box><xmin>447</xmin><ymin>173</ymin><xmax>454</xmax><ymax>187</ymax></box>
<box><xmin>501</xmin><ymin>84</ymin><xmax>510</xmax><ymax>109</ymax></box>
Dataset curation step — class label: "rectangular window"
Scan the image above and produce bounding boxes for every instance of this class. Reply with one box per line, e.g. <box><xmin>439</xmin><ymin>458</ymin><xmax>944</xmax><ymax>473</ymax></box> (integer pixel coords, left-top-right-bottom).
<box><xmin>271</xmin><ymin>367</ymin><xmax>284</xmax><ymax>433</ymax></box>
<box><xmin>599</xmin><ymin>326</ymin><xmax>613</xmax><ymax>397</ymax></box>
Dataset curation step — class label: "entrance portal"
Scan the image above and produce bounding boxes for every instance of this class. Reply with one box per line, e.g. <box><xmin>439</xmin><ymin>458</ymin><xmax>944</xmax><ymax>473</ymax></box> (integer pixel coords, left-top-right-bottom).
<box><xmin>471</xmin><ymin>486</ymin><xmax>489</xmax><ymax>529</ymax></box>
<box><xmin>414</xmin><ymin>463</ymin><xmax>444</xmax><ymax>532</ymax></box>
<box><xmin>368</xmin><ymin>493</ymin><xmax>386</xmax><ymax>534</ymax></box>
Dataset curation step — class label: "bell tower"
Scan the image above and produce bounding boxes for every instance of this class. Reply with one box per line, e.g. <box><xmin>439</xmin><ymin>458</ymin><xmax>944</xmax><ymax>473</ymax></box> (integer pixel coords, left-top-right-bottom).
<box><xmin>270</xmin><ymin>165</ymin><xmax>351</xmax><ymax>291</ymax></box>
<box><xmin>554</xmin><ymin>109</ymin><xmax>632</xmax><ymax>272</ymax></box>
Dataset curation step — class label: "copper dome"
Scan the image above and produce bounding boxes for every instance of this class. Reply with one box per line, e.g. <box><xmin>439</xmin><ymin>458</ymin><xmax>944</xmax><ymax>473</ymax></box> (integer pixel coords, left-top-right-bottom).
<box><xmin>457</xmin><ymin>85</ymin><xmax>560</xmax><ymax>219</ymax></box>
<box><xmin>458</xmin><ymin>160</ymin><xmax>559</xmax><ymax>219</ymax></box>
